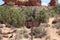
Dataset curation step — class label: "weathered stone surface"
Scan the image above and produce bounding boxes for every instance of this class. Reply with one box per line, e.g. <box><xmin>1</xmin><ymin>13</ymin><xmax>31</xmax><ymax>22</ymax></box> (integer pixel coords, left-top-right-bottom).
<box><xmin>29</xmin><ymin>0</ymin><xmax>41</xmax><ymax>6</ymax></box>
<box><xmin>49</xmin><ymin>0</ymin><xmax>58</xmax><ymax>6</ymax></box>
<box><xmin>3</xmin><ymin>0</ymin><xmax>41</xmax><ymax>6</ymax></box>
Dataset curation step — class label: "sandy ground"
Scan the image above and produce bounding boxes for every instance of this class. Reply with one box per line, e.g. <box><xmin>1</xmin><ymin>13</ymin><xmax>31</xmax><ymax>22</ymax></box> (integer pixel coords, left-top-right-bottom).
<box><xmin>47</xmin><ymin>27</ymin><xmax>60</xmax><ymax>40</ymax></box>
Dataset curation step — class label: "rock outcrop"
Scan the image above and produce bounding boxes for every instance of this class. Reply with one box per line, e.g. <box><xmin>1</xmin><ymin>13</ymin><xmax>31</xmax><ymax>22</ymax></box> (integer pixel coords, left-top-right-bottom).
<box><xmin>3</xmin><ymin>0</ymin><xmax>41</xmax><ymax>6</ymax></box>
<box><xmin>49</xmin><ymin>0</ymin><xmax>58</xmax><ymax>6</ymax></box>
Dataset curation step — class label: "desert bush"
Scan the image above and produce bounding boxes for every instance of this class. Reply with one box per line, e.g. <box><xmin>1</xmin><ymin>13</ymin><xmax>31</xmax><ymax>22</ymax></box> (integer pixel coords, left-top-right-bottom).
<box><xmin>40</xmin><ymin>23</ymin><xmax>50</xmax><ymax>27</ymax></box>
<box><xmin>14</xmin><ymin>30</ymin><xmax>23</xmax><ymax>40</ymax></box>
<box><xmin>50</xmin><ymin>4</ymin><xmax>60</xmax><ymax>17</ymax></box>
<box><xmin>30</xmin><ymin>27</ymin><xmax>47</xmax><ymax>38</ymax></box>
<box><xmin>52</xmin><ymin>23</ymin><xmax>60</xmax><ymax>29</ymax></box>
<box><xmin>15</xmin><ymin>28</ymin><xmax>29</xmax><ymax>39</ymax></box>
<box><xmin>0</xmin><ymin>5</ymin><xmax>26</xmax><ymax>27</ymax></box>
<box><xmin>23</xmin><ymin>7</ymin><xmax>49</xmax><ymax>22</ymax></box>
<box><xmin>52</xmin><ymin>17</ymin><xmax>60</xmax><ymax>29</ymax></box>
<box><xmin>24</xmin><ymin>8</ymin><xmax>49</xmax><ymax>28</ymax></box>
<box><xmin>0</xmin><ymin>6</ymin><xmax>49</xmax><ymax>28</ymax></box>
<box><xmin>24</xmin><ymin>33</ymin><xmax>29</xmax><ymax>38</ymax></box>
<box><xmin>36</xmin><ymin>9</ymin><xmax>49</xmax><ymax>23</ymax></box>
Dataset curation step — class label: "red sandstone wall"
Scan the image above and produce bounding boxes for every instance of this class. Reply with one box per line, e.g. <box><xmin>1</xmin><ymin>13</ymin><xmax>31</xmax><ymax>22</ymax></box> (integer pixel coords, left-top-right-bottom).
<box><xmin>3</xmin><ymin>0</ymin><xmax>41</xmax><ymax>6</ymax></box>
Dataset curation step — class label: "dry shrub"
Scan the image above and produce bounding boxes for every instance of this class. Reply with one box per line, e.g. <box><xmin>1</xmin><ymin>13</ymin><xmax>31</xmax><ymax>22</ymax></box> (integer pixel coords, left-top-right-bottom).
<box><xmin>52</xmin><ymin>23</ymin><xmax>60</xmax><ymax>29</ymax></box>
<box><xmin>30</xmin><ymin>26</ymin><xmax>47</xmax><ymax>38</ymax></box>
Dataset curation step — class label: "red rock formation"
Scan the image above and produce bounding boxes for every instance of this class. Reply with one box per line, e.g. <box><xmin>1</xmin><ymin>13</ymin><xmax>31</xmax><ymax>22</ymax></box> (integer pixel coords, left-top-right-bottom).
<box><xmin>3</xmin><ymin>0</ymin><xmax>17</xmax><ymax>3</ymax></box>
<box><xmin>49</xmin><ymin>0</ymin><xmax>58</xmax><ymax>6</ymax></box>
<box><xmin>3</xmin><ymin>0</ymin><xmax>9</xmax><ymax>3</ymax></box>
<box><xmin>3</xmin><ymin>0</ymin><xmax>41</xmax><ymax>6</ymax></box>
<box><xmin>29</xmin><ymin>0</ymin><xmax>41</xmax><ymax>6</ymax></box>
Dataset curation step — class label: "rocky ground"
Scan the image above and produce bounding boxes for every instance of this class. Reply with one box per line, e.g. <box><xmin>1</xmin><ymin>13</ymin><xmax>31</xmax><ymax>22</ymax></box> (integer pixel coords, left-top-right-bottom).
<box><xmin>0</xmin><ymin>17</ymin><xmax>60</xmax><ymax>40</ymax></box>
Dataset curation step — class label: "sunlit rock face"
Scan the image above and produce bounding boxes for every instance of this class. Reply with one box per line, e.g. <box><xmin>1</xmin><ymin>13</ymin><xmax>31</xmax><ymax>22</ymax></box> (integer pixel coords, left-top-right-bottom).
<box><xmin>29</xmin><ymin>0</ymin><xmax>41</xmax><ymax>6</ymax></box>
<box><xmin>18</xmin><ymin>0</ymin><xmax>28</xmax><ymax>2</ymax></box>
<box><xmin>3</xmin><ymin>0</ymin><xmax>16</xmax><ymax>3</ymax></box>
<box><xmin>49</xmin><ymin>0</ymin><xmax>58</xmax><ymax>6</ymax></box>
<box><xmin>3</xmin><ymin>0</ymin><xmax>41</xmax><ymax>6</ymax></box>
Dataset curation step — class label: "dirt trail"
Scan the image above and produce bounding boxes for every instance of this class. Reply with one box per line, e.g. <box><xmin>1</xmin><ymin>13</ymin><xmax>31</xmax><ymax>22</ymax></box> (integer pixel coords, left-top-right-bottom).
<box><xmin>48</xmin><ymin>17</ymin><xmax>55</xmax><ymax>25</ymax></box>
<box><xmin>47</xmin><ymin>17</ymin><xmax>60</xmax><ymax>40</ymax></box>
<box><xmin>47</xmin><ymin>27</ymin><xmax>60</xmax><ymax>40</ymax></box>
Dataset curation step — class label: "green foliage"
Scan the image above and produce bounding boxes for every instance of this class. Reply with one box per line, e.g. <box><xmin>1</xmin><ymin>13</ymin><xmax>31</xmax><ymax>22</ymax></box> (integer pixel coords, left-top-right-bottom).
<box><xmin>23</xmin><ymin>7</ymin><xmax>49</xmax><ymax>23</ymax></box>
<box><xmin>50</xmin><ymin>4</ymin><xmax>60</xmax><ymax>16</ymax></box>
<box><xmin>0</xmin><ymin>5</ymin><xmax>26</xmax><ymax>27</ymax></box>
<box><xmin>36</xmin><ymin>9</ymin><xmax>49</xmax><ymax>23</ymax></box>
<box><xmin>0</xmin><ymin>6</ymin><xmax>49</xmax><ymax>27</ymax></box>
<box><xmin>23</xmin><ymin>7</ymin><xmax>35</xmax><ymax>22</ymax></box>
<box><xmin>37</xmin><ymin>10</ymin><xmax>49</xmax><ymax>23</ymax></box>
